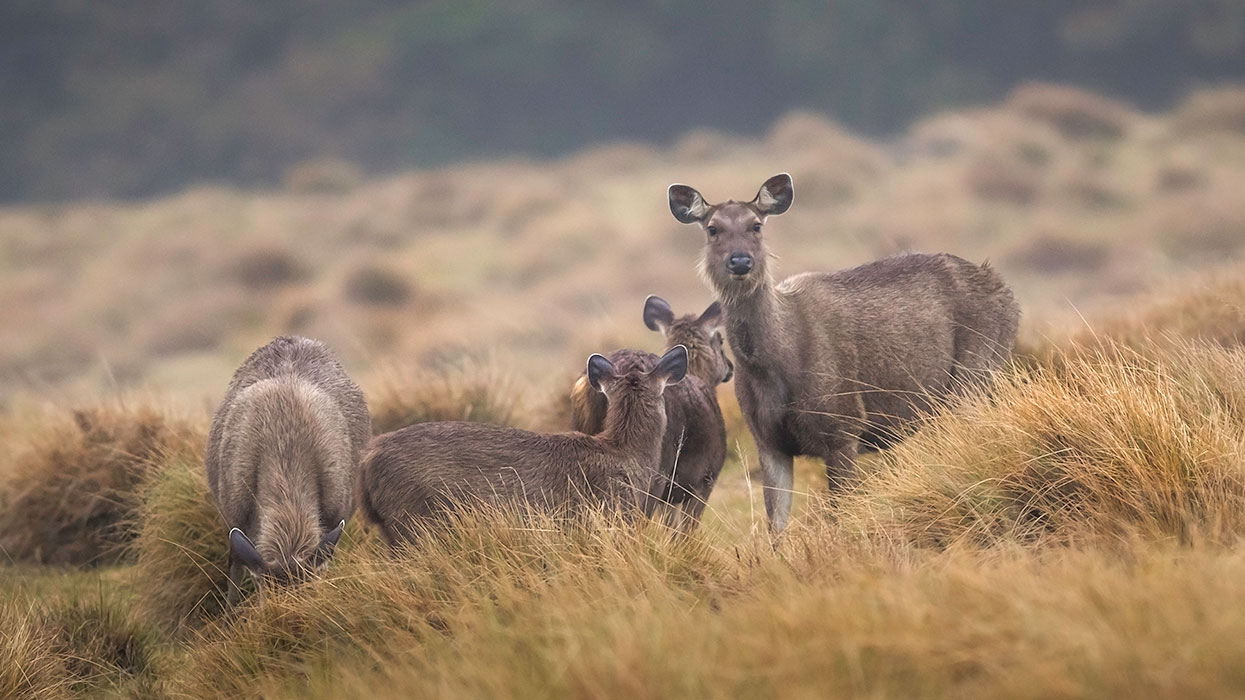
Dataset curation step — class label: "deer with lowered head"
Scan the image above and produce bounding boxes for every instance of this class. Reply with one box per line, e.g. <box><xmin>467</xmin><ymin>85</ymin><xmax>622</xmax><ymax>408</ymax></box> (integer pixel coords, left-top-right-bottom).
<box><xmin>570</xmin><ymin>296</ymin><xmax>731</xmax><ymax>528</ymax></box>
<box><xmin>206</xmin><ymin>336</ymin><xmax>371</xmax><ymax>602</ymax></box>
<box><xmin>668</xmin><ymin>173</ymin><xmax>1020</xmax><ymax>533</ymax></box>
<box><xmin>360</xmin><ymin>346</ymin><xmax>688</xmax><ymax>546</ymax></box>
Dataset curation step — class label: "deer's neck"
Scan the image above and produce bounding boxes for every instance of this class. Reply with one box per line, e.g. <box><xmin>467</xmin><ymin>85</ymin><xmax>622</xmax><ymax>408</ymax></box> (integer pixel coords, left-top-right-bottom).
<box><xmin>722</xmin><ymin>281</ymin><xmax>787</xmax><ymax>366</ymax></box>
<box><xmin>600</xmin><ymin>390</ymin><xmax>666</xmax><ymax>469</ymax></box>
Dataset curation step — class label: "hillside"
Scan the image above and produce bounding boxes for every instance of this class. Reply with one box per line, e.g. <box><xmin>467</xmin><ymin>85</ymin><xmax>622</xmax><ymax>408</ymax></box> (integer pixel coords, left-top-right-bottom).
<box><xmin>5</xmin><ymin>82</ymin><xmax>1245</xmax><ymax>408</ymax></box>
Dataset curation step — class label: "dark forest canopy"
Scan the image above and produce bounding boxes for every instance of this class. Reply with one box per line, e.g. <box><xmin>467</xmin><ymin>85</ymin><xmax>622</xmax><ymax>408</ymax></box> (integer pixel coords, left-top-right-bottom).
<box><xmin>4</xmin><ymin>0</ymin><xmax>1245</xmax><ymax>202</ymax></box>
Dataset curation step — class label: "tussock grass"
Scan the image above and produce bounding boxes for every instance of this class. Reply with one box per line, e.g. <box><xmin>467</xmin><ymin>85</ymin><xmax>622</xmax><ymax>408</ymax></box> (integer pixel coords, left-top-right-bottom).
<box><xmin>0</xmin><ymin>402</ymin><xmax>203</xmax><ymax>567</ymax></box>
<box><xmin>170</xmin><ymin>507</ymin><xmax>739</xmax><ymax>697</ymax></box>
<box><xmin>130</xmin><ymin>455</ymin><xmax>229</xmax><ymax>631</ymax></box>
<box><xmin>367</xmin><ymin>361</ymin><xmax>529</xmax><ymax>434</ymax></box>
<box><xmin>0</xmin><ymin>594</ymin><xmax>158</xmax><ymax>699</ymax></box>
<box><xmin>0</xmin><ymin>602</ymin><xmax>69</xmax><ymax>700</ymax></box>
<box><xmin>300</xmin><ymin>544</ymin><xmax>1245</xmax><ymax>699</ymax></box>
<box><xmin>837</xmin><ymin>341</ymin><xmax>1245</xmax><ymax>548</ymax></box>
<box><xmin>1092</xmin><ymin>273</ymin><xmax>1245</xmax><ymax>351</ymax></box>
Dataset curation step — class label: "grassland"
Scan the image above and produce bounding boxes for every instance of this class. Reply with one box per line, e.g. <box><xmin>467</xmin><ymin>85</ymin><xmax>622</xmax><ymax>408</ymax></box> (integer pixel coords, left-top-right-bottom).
<box><xmin>5</xmin><ymin>83</ymin><xmax>1245</xmax><ymax>698</ymax></box>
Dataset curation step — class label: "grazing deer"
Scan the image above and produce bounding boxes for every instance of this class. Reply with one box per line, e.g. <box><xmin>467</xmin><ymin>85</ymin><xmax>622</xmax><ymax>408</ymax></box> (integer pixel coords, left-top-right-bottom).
<box><xmin>668</xmin><ymin>173</ymin><xmax>1020</xmax><ymax>533</ymax></box>
<box><xmin>206</xmin><ymin>336</ymin><xmax>371</xmax><ymax>601</ymax></box>
<box><xmin>360</xmin><ymin>346</ymin><xmax>688</xmax><ymax>546</ymax></box>
<box><xmin>570</xmin><ymin>296</ymin><xmax>730</xmax><ymax>527</ymax></box>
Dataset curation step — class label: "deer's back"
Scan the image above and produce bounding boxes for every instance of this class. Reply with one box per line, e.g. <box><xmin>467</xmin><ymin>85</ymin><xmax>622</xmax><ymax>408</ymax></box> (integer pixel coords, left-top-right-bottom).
<box><xmin>361</xmin><ymin>421</ymin><xmax>644</xmax><ymax>538</ymax></box>
<box><xmin>206</xmin><ymin>336</ymin><xmax>371</xmax><ymax>531</ymax></box>
<box><xmin>740</xmin><ymin>253</ymin><xmax>1016</xmax><ymax>455</ymax></box>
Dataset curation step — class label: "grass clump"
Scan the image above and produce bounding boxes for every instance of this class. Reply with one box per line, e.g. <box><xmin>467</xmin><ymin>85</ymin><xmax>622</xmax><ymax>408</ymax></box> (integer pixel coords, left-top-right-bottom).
<box><xmin>0</xmin><ymin>402</ymin><xmax>202</xmax><ymax>567</ymax></box>
<box><xmin>129</xmin><ymin>455</ymin><xmax>230</xmax><ymax>631</ymax></box>
<box><xmin>0</xmin><ymin>602</ymin><xmax>69</xmax><ymax>700</ymax></box>
<box><xmin>836</xmin><ymin>340</ymin><xmax>1245</xmax><ymax>548</ymax></box>
<box><xmin>367</xmin><ymin>362</ymin><xmax>528</xmax><ymax>434</ymax></box>
<box><xmin>0</xmin><ymin>594</ymin><xmax>159</xmax><ymax>699</ymax></box>
<box><xmin>170</xmin><ymin>507</ymin><xmax>736</xmax><ymax>697</ymax></box>
<box><xmin>1007</xmin><ymin>82</ymin><xmax>1136</xmax><ymax>140</ymax></box>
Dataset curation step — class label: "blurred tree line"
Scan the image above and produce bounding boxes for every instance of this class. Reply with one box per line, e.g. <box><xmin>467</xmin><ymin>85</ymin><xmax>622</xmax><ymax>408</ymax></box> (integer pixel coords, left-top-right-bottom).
<box><xmin>3</xmin><ymin>0</ymin><xmax>1245</xmax><ymax>202</ymax></box>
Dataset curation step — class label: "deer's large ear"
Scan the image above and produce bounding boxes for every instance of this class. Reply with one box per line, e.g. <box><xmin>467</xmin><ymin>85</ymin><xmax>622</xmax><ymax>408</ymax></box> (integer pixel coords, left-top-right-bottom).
<box><xmin>308</xmin><ymin>520</ymin><xmax>345</xmax><ymax>568</ymax></box>
<box><xmin>668</xmin><ymin>184</ymin><xmax>710</xmax><ymax>224</ymax></box>
<box><xmin>651</xmin><ymin>345</ymin><xmax>688</xmax><ymax>386</ymax></box>
<box><xmin>229</xmin><ymin>528</ymin><xmax>267</xmax><ymax>573</ymax></box>
<box><xmin>752</xmin><ymin>173</ymin><xmax>793</xmax><ymax>216</ymax></box>
<box><xmin>643</xmin><ymin>295</ymin><xmax>675</xmax><ymax>333</ymax></box>
<box><xmin>587</xmin><ymin>354</ymin><xmax>616</xmax><ymax>392</ymax></box>
<box><xmin>697</xmin><ymin>301</ymin><xmax>723</xmax><ymax>331</ymax></box>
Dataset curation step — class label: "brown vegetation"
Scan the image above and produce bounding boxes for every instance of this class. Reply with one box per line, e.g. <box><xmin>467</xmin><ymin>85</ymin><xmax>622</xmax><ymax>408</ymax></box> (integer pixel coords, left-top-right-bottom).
<box><xmin>0</xmin><ymin>402</ymin><xmax>201</xmax><ymax>566</ymax></box>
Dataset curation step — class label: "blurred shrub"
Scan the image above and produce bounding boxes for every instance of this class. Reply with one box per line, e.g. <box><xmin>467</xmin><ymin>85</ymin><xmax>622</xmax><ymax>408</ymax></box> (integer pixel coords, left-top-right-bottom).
<box><xmin>283</xmin><ymin>158</ymin><xmax>364</xmax><ymax>194</ymax></box>
<box><xmin>1173</xmin><ymin>87</ymin><xmax>1245</xmax><ymax>135</ymax></box>
<box><xmin>1007</xmin><ymin>83</ymin><xmax>1136</xmax><ymax>141</ymax></box>
<box><xmin>226</xmin><ymin>246</ymin><xmax>309</xmax><ymax>290</ymax></box>
<box><xmin>1005</xmin><ymin>233</ymin><xmax>1111</xmax><ymax>274</ymax></box>
<box><xmin>343</xmin><ymin>265</ymin><xmax>414</xmax><ymax>306</ymax></box>
<box><xmin>965</xmin><ymin>155</ymin><xmax>1042</xmax><ymax>204</ymax></box>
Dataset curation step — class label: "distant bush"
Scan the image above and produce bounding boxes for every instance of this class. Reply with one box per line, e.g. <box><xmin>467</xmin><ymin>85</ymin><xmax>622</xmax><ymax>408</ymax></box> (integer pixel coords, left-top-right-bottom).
<box><xmin>227</xmin><ymin>246</ymin><xmax>309</xmax><ymax>290</ymax></box>
<box><xmin>1173</xmin><ymin>87</ymin><xmax>1245</xmax><ymax>135</ymax></box>
<box><xmin>965</xmin><ymin>155</ymin><xmax>1042</xmax><ymax>204</ymax></box>
<box><xmin>1008</xmin><ymin>83</ymin><xmax>1136</xmax><ymax>141</ymax></box>
<box><xmin>343</xmin><ymin>265</ymin><xmax>414</xmax><ymax>306</ymax></box>
<box><xmin>282</xmin><ymin>158</ymin><xmax>364</xmax><ymax>194</ymax></box>
<box><xmin>0</xmin><ymin>403</ymin><xmax>203</xmax><ymax>567</ymax></box>
<box><xmin>1005</xmin><ymin>233</ymin><xmax>1112</xmax><ymax>274</ymax></box>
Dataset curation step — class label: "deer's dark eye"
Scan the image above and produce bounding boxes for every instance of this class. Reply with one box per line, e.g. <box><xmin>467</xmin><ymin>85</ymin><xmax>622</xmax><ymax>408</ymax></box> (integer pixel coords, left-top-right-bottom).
<box><xmin>752</xmin><ymin>223</ymin><xmax>762</xmax><ymax>233</ymax></box>
<box><xmin>706</xmin><ymin>226</ymin><xmax>718</xmax><ymax>237</ymax></box>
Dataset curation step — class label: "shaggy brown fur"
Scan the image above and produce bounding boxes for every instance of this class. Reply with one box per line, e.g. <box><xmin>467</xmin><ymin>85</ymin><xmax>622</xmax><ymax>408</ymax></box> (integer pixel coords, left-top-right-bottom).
<box><xmin>669</xmin><ymin>174</ymin><xmax>1020</xmax><ymax>533</ymax></box>
<box><xmin>569</xmin><ymin>297</ymin><xmax>730</xmax><ymax>527</ymax></box>
<box><xmin>360</xmin><ymin>347</ymin><xmax>687</xmax><ymax>546</ymax></box>
<box><xmin>205</xmin><ymin>336</ymin><xmax>370</xmax><ymax>599</ymax></box>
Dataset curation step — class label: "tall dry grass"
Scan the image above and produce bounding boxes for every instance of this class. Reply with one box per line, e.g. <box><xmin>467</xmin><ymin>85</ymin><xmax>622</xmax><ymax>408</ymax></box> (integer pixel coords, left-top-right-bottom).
<box><xmin>0</xmin><ymin>402</ymin><xmax>202</xmax><ymax>567</ymax></box>
<box><xmin>837</xmin><ymin>341</ymin><xmax>1245</xmax><ymax>548</ymax></box>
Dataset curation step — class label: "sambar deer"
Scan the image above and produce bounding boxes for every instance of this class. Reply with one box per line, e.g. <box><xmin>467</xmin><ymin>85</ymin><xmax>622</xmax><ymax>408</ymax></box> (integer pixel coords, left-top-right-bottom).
<box><xmin>206</xmin><ymin>336</ymin><xmax>371</xmax><ymax>601</ymax></box>
<box><xmin>668</xmin><ymin>173</ymin><xmax>1020</xmax><ymax>533</ymax></box>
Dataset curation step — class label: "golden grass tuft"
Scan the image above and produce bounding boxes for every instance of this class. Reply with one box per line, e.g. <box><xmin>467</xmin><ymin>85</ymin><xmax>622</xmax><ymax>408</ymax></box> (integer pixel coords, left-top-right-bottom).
<box><xmin>0</xmin><ymin>602</ymin><xmax>70</xmax><ymax>700</ymax></box>
<box><xmin>170</xmin><ymin>507</ymin><xmax>737</xmax><ymax>697</ymax></box>
<box><xmin>129</xmin><ymin>454</ymin><xmax>230</xmax><ymax>631</ymax></box>
<box><xmin>0</xmin><ymin>594</ymin><xmax>159</xmax><ymax>699</ymax></box>
<box><xmin>0</xmin><ymin>402</ymin><xmax>203</xmax><ymax>567</ymax></box>
<box><xmin>366</xmin><ymin>362</ymin><xmax>529</xmax><ymax>434</ymax></box>
<box><xmin>836</xmin><ymin>341</ymin><xmax>1245</xmax><ymax>548</ymax></box>
<box><xmin>1085</xmin><ymin>272</ymin><xmax>1245</xmax><ymax>352</ymax></box>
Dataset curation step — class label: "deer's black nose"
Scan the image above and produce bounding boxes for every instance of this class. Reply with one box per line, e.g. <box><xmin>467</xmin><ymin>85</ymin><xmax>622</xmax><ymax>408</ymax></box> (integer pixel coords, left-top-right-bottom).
<box><xmin>727</xmin><ymin>253</ymin><xmax>753</xmax><ymax>275</ymax></box>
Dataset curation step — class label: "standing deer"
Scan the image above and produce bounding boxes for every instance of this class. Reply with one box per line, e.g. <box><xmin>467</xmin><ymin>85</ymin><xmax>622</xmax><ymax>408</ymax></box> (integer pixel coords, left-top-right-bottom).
<box><xmin>668</xmin><ymin>173</ymin><xmax>1020</xmax><ymax>533</ymax></box>
<box><xmin>360</xmin><ymin>346</ymin><xmax>688</xmax><ymax>546</ymax></box>
<box><xmin>570</xmin><ymin>296</ymin><xmax>730</xmax><ymax>528</ymax></box>
<box><xmin>206</xmin><ymin>336</ymin><xmax>371</xmax><ymax>601</ymax></box>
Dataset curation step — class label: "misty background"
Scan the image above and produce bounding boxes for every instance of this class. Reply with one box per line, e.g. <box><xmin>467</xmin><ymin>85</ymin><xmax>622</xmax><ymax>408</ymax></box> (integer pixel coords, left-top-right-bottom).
<box><xmin>6</xmin><ymin>0</ymin><xmax>1245</xmax><ymax>203</ymax></box>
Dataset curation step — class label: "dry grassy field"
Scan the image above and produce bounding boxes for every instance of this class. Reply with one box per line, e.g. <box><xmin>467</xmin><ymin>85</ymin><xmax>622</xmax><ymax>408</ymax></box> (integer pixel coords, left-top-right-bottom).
<box><xmin>5</xmin><ymin>83</ymin><xmax>1245</xmax><ymax>698</ymax></box>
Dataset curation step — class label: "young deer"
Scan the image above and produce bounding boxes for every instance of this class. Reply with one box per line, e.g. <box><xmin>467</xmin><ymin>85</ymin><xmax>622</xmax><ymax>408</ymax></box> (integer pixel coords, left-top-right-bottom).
<box><xmin>206</xmin><ymin>336</ymin><xmax>371</xmax><ymax>601</ymax></box>
<box><xmin>669</xmin><ymin>174</ymin><xmax>1020</xmax><ymax>533</ymax></box>
<box><xmin>360</xmin><ymin>346</ymin><xmax>688</xmax><ymax>546</ymax></box>
<box><xmin>570</xmin><ymin>296</ymin><xmax>730</xmax><ymax>528</ymax></box>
